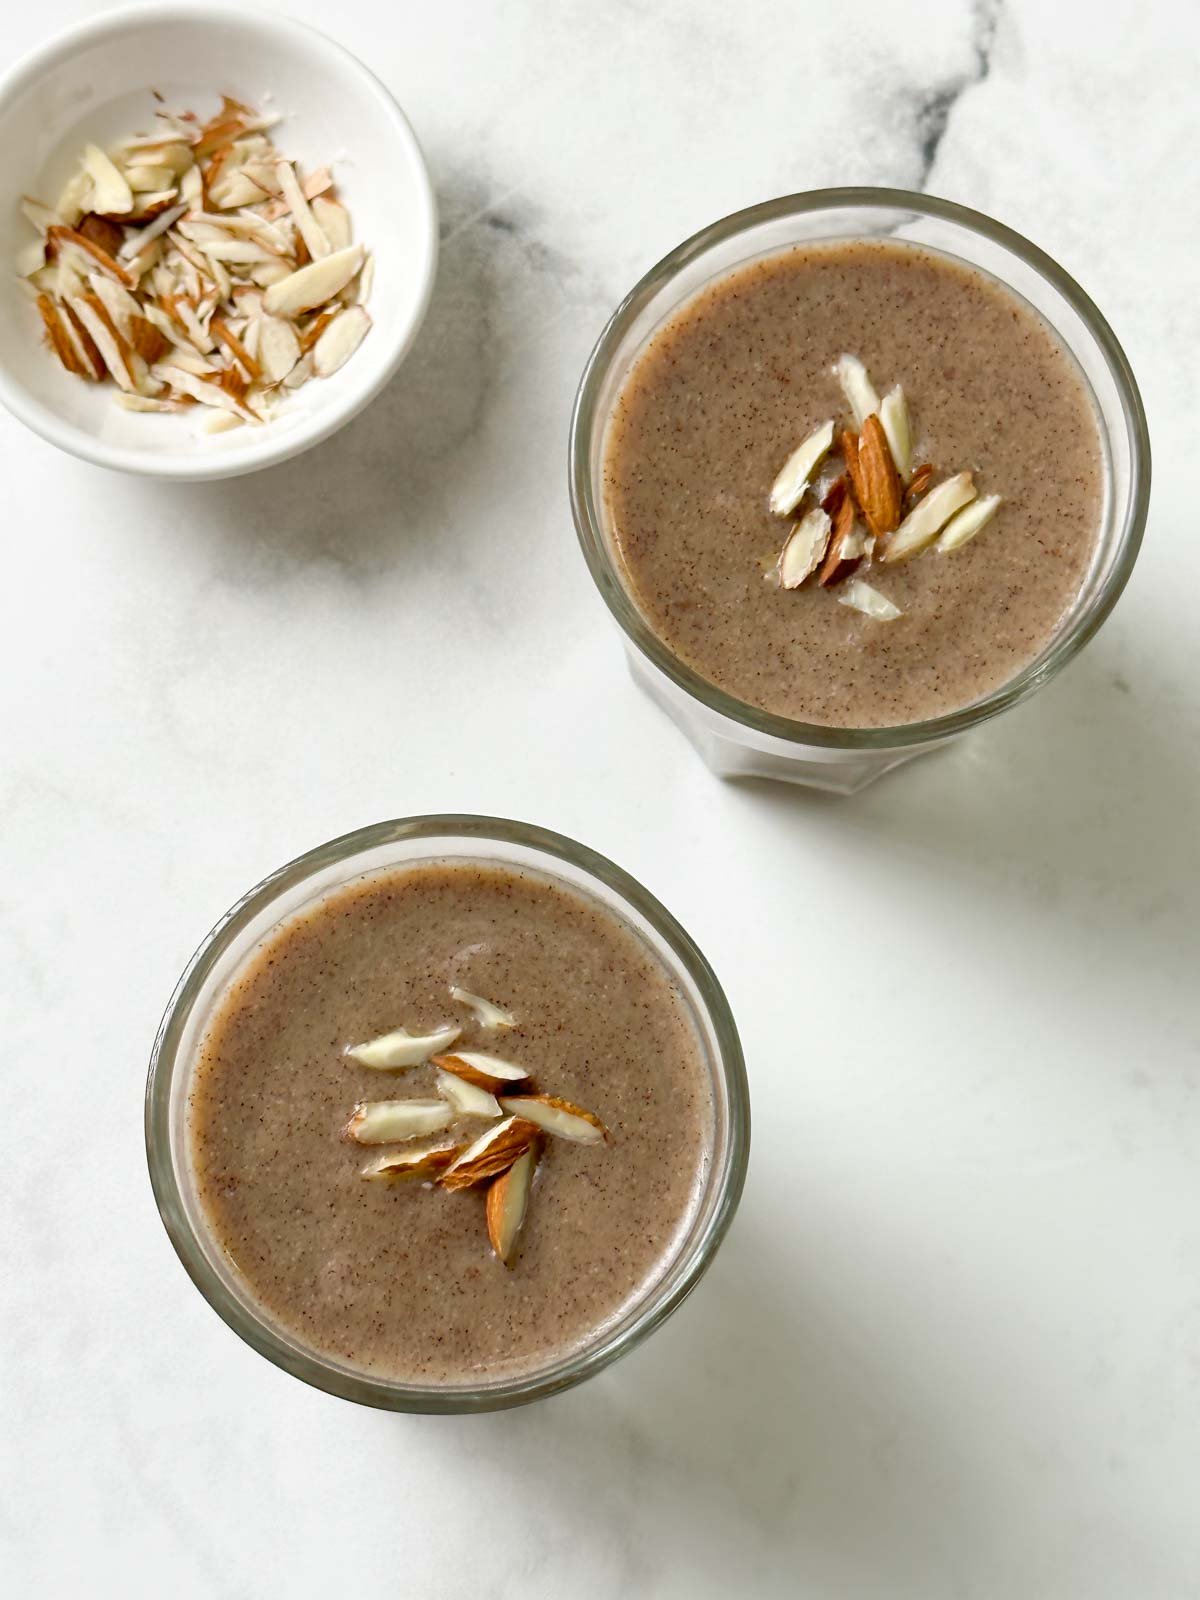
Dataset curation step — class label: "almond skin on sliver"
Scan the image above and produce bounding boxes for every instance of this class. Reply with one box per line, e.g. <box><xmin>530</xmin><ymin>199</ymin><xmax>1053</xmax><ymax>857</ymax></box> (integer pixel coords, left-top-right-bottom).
<box><xmin>360</xmin><ymin>1140</ymin><xmax>461</xmax><ymax>1182</ymax></box>
<box><xmin>496</xmin><ymin>1094</ymin><xmax>608</xmax><ymax>1145</ymax></box>
<box><xmin>855</xmin><ymin>415</ymin><xmax>902</xmax><ymax>535</ymax></box>
<box><xmin>439</xmin><ymin>1115</ymin><xmax>540</xmax><ymax>1190</ymax></box>
<box><xmin>818</xmin><ymin>476</ymin><xmax>860</xmax><ymax>587</ymax></box>
<box><xmin>486</xmin><ymin>1145</ymin><xmax>538</xmax><ymax>1265</ymax></box>
<box><xmin>432</xmin><ymin>1051</ymin><xmax>531</xmax><ymax>1094</ymax></box>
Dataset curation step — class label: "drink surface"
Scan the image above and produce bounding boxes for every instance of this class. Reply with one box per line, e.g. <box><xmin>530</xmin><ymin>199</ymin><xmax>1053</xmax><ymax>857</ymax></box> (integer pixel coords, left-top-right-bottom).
<box><xmin>602</xmin><ymin>239</ymin><xmax>1105</xmax><ymax>727</ymax></box>
<box><xmin>188</xmin><ymin>860</ymin><xmax>714</xmax><ymax>1384</ymax></box>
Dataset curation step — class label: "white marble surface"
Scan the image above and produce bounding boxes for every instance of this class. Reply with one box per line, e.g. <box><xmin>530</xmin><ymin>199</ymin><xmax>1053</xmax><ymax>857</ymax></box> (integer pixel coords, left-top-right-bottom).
<box><xmin>1</xmin><ymin>0</ymin><xmax>1197</xmax><ymax>1594</ymax></box>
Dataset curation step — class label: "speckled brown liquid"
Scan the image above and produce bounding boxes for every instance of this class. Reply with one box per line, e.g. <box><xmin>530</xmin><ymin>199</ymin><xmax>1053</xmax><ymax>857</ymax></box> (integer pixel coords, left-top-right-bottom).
<box><xmin>188</xmin><ymin>862</ymin><xmax>713</xmax><ymax>1385</ymax></box>
<box><xmin>603</xmin><ymin>240</ymin><xmax>1105</xmax><ymax>726</ymax></box>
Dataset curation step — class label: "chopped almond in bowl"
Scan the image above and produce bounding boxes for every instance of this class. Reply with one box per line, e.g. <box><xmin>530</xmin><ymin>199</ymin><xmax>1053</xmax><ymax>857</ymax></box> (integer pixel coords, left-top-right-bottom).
<box><xmin>0</xmin><ymin>6</ymin><xmax>436</xmax><ymax>478</ymax></box>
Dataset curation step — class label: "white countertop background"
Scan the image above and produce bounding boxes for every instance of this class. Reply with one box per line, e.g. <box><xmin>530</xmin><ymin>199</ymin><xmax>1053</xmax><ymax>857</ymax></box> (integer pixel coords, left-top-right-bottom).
<box><xmin>2</xmin><ymin>1</ymin><xmax>1197</xmax><ymax>1595</ymax></box>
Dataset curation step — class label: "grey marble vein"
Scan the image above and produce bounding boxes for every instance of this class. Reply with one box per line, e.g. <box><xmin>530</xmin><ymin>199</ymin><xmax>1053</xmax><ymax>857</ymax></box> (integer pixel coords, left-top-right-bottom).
<box><xmin>913</xmin><ymin>0</ymin><xmax>1004</xmax><ymax>188</ymax></box>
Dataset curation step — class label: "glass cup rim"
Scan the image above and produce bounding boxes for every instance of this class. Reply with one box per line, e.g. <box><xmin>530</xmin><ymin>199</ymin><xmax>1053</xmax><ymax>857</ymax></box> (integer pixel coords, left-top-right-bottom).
<box><xmin>145</xmin><ymin>814</ymin><xmax>750</xmax><ymax>1413</ymax></box>
<box><xmin>569</xmin><ymin>186</ymin><xmax>1152</xmax><ymax>751</ymax></box>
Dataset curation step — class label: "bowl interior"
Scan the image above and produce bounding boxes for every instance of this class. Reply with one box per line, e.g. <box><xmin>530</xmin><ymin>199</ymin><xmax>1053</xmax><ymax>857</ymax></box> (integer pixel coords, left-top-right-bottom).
<box><xmin>0</xmin><ymin>5</ymin><xmax>436</xmax><ymax>477</ymax></box>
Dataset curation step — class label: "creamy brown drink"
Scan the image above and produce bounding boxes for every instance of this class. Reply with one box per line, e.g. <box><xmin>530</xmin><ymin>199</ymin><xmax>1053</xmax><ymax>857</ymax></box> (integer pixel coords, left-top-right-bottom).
<box><xmin>602</xmin><ymin>239</ymin><xmax>1105</xmax><ymax>728</ymax></box>
<box><xmin>187</xmin><ymin>859</ymin><xmax>714</xmax><ymax>1386</ymax></box>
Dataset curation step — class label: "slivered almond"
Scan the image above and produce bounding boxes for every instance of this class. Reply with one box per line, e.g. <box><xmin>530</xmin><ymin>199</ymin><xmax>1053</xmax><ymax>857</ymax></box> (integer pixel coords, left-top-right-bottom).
<box><xmin>209</xmin><ymin>169</ymin><xmax>271</xmax><ymax>209</ymax></box>
<box><xmin>768</xmin><ymin>419</ymin><xmax>835</xmax><ymax>516</ymax></box>
<box><xmin>448</xmin><ymin>986</ymin><xmax>517</xmax><ymax>1030</ymax></box>
<box><xmin>77</xmin><ymin>213</ymin><xmax>125</xmax><ymax>257</ymax></box>
<box><xmin>836</xmin><ymin>353</ymin><xmax>880</xmax><ymax>428</ymax></box>
<box><xmin>361</xmin><ymin>1140</ymin><xmax>461</xmax><ymax>1182</ymax></box>
<box><xmin>60</xmin><ymin>300</ymin><xmax>106</xmax><ymax>379</ymax></box>
<box><xmin>777</xmin><ymin>507</ymin><xmax>831</xmax><ymax>589</ymax></box>
<box><xmin>70</xmin><ymin>296</ymin><xmax>137</xmax><ymax>389</ymax></box>
<box><xmin>345</xmin><ymin>1024</ymin><xmax>461</xmax><ymax>1070</ymax></box>
<box><xmin>299</xmin><ymin>308</ymin><xmax>338</xmax><ymax>354</ymax></box>
<box><xmin>118</xmin><ymin>201</ymin><xmax>185</xmax><ymax>259</ymax></box>
<box><xmin>882</xmin><ymin>471</ymin><xmax>977</xmax><ymax>562</ymax></box>
<box><xmin>35</xmin><ymin>295</ymin><xmax>85</xmax><ymax>376</ymax></box>
<box><xmin>282</xmin><ymin>353</ymin><xmax>313</xmax><ymax>389</ymax></box>
<box><xmin>129</xmin><ymin>314</ymin><xmax>167</xmax><ymax>365</ymax></box>
<box><xmin>276</xmin><ymin>159</ymin><xmax>330</xmax><ymax>259</ymax></box>
<box><xmin>856</xmin><ymin>414</ymin><xmax>902</xmax><ymax>535</ymax></box>
<box><xmin>440</xmin><ymin>1116</ymin><xmax>539</xmax><ymax>1190</ymax></box>
<box><xmin>312</xmin><ymin>305</ymin><xmax>370</xmax><ymax>377</ymax></box>
<box><xmin>432</xmin><ymin>1051</ymin><xmax>531</xmax><ymax>1093</ymax></box>
<box><xmin>818</xmin><ymin>477</ymin><xmax>861</xmax><ymax>587</ymax></box>
<box><xmin>82</xmin><ymin>145</ymin><xmax>133</xmax><ymax>215</ymax></box>
<box><xmin>211</xmin><ymin>316</ymin><xmax>261</xmax><ymax>380</ymax></box>
<box><xmin>837</xmin><ymin>579</ymin><xmax>903</xmax><ymax>621</ymax></box>
<box><xmin>879</xmin><ymin>385</ymin><xmax>913</xmax><ymax>481</ymax></box>
<box><xmin>262</xmin><ymin>244</ymin><xmax>364</xmax><ymax>318</ymax></box>
<box><xmin>497</xmin><ymin>1094</ymin><xmax>608</xmax><ymax>1145</ymax></box>
<box><xmin>123</xmin><ymin>164</ymin><xmax>177</xmax><ymax>194</ymax></box>
<box><xmin>153</xmin><ymin>364</ymin><xmax>257</xmax><ymax>419</ymax></box>
<box><xmin>311</xmin><ymin>196</ymin><xmax>351</xmax><ymax>252</ymax></box>
<box><xmin>487</xmin><ymin>1147</ymin><xmax>537</xmax><ymax>1264</ymax></box>
<box><xmin>937</xmin><ymin>493</ymin><xmax>1001</xmax><ymax>552</ymax></box>
<box><xmin>343</xmin><ymin>1099</ymin><xmax>454</xmax><ymax>1145</ymax></box>
<box><xmin>87</xmin><ymin>272</ymin><xmax>140</xmax><ymax>342</ymax></box>
<box><xmin>905</xmin><ymin>463</ymin><xmax>934</xmax><ymax>505</ymax></box>
<box><xmin>131</xmin><ymin>190</ymin><xmax>180</xmax><ymax>220</ymax></box>
<box><xmin>436</xmin><ymin>1070</ymin><xmax>502</xmax><ymax>1120</ymax></box>
<box><xmin>46</xmin><ymin>226</ymin><xmax>136</xmax><ymax>288</ymax></box>
<box><xmin>256</xmin><ymin>315</ymin><xmax>301</xmax><ymax>384</ymax></box>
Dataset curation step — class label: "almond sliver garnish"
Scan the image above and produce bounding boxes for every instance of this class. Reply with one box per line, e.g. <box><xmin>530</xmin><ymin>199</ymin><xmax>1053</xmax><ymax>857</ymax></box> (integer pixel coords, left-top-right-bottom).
<box><xmin>343</xmin><ymin>1099</ymin><xmax>454</xmax><ymax>1144</ymax></box>
<box><xmin>768</xmin><ymin>419</ymin><xmax>835</xmax><ymax>516</ymax></box>
<box><xmin>856</xmin><ymin>414</ymin><xmax>902</xmax><ymax>535</ymax></box>
<box><xmin>440</xmin><ymin>1115</ymin><xmax>539</xmax><ymax>1190</ymax></box>
<box><xmin>836</xmin><ymin>579</ymin><xmax>903</xmax><ymax>621</ymax></box>
<box><xmin>836</xmin><ymin>353</ymin><xmax>881</xmax><ymax>428</ymax></box>
<box><xmin>487</xmin><ymin>1146</ymin><xmax>537</xmax><ymax>1265</ymax></box>
<box><xmin>361</xmin><ymin>1140</ymin><xmax>461</xmax><ymax>1181</ymax></box>
<box><xmin>879</xmin><ymin>385</ymin><xmax>913</xmax><ymax>482</ymax></box>
<box><xmin>497</xmin><ymin>1093</ymin><xmax>607</xmax><ymax>1145</ymax></box>
<box><xmin>937</xmin><ymin>493</ymin><xmax>1001</xmax><ymax>552</ymax></box>
<box><xmin>432</xmin><ymin>1051</ymin><xmax>531</xmax><ymax>1092</ymax></box>
<box><xmin>345</xmin><ymin>1024</ymin><xmax>461</xmax><ymax>1070</ymax></box>
<box><xmin>436</xmin><ymin>1070</ymin><xmax>502</xmax><ymax>1120</ymax></box>
<box><xmin>448</xmin><ymin>986</ymin><xmax>517</xmax><ymax>1030</ymax></box>
<box><xmin>777</xmin><ymin>507</ymin><xmax>831</xmax><ymax>589</ymax></box>
<box><xmin>882</xmin><ymin>471</ymin><xmax>977</xmax><ymax>562</ymax></box>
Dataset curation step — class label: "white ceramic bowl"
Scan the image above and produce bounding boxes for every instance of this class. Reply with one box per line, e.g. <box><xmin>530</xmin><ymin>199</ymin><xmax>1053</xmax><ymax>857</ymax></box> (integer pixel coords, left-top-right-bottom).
<box><xmin>0</xmin><ymin>3</ymin><xmax>437</xmax><ymax>479</ymax></box>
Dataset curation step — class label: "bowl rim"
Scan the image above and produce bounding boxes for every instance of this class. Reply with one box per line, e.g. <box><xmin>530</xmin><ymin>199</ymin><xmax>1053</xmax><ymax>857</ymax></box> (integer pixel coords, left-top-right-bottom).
<box><xmin>568</xmin><ymin>186</ymin><xmax>1152</xmax><ymax>751</ymax></box>
<box><xmin>144</xmin><ymin>814</ymin><xmax>751</xmax><ymax>1413</ymax></box>
<box><xmin>0</xmin><ymin>1</ymin><xmax>438</xmax><ymax>480</ymax></box>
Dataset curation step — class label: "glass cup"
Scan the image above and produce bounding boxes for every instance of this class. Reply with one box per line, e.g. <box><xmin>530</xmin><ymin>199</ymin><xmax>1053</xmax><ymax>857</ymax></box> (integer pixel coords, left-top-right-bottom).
<box><xmin>569</xmin><ymin>188</ymin><xmax>1151</xmax><ymax>794</ymax></box>
<box><xmin>145</xmin><ymin>816</ymin><xmax>749</xmax><ymax>1412</ymax></box>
